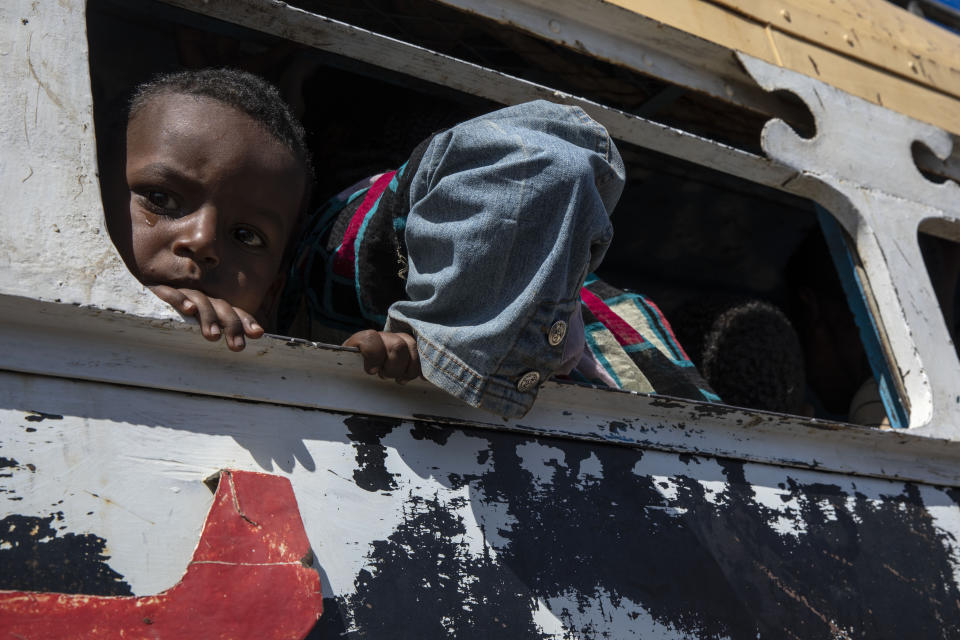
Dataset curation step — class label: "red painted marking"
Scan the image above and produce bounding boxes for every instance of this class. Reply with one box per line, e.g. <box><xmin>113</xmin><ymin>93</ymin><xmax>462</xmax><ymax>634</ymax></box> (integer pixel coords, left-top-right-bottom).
<box><xmin>638</xmin><ymin>293</ymin><xmax>692</xmax><ymax>361</ymax></box>
<box><xmin>0</xmin><ymin>470</ymin><xmax>323</xmax><ymax>639</ymax></box>
<box><xmin>332</xmin><ymin>170</ymin><xmax>397</xmax><ymax>277</ymax></box>
<box><xmin>580</xmin><ymin>287</ymin><xmax>646</xmax><ymax>346</ymax></box>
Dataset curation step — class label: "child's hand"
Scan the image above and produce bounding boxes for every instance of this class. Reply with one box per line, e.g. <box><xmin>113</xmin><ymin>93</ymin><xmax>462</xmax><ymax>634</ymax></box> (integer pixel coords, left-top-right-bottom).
<box><xmin>149</xmin><ymin>285</ymin><xmax>264</xmax><ymax>352</ymax></box>
<box><xmin>343</xmin><ymin>330</ymin><xmax>421</xmax><ymax>383</ymax></box>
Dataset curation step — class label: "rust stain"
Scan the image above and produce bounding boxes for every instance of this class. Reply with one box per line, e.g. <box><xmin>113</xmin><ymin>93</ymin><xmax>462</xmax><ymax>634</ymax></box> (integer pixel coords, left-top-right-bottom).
<box><xmin>755</xmin><ymin>560</ymin><xmax>852</xmax><ymax>638</ymax></box>
<box><xmin>82</xmin><ymin>490</ymin><xmax>155</xmax><ymax>525</ymax></box>
<box><xmin>821</xmin><ymin>548</ymin><xmax>854</xmax><ymax>567</ymax></box>
<box><xmin>25</xmin><ymin>33</ymin><xmax>65</xmax><ymax>112</ymax></box>
<box><xmin>883</xmin><ymin>561</ymin><xmax>918</xmax><ymax>584</ymax></box>
<box><xmin>21</xmin><ymin>94</ymin><xmax>29</xmax><ymax>147</ymax></box>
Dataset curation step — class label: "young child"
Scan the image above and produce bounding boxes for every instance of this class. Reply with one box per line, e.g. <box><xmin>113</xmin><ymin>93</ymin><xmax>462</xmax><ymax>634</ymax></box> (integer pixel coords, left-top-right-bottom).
<box><xmin>110</xmin><ymin>69</ymin><xmax>310</xmax><ymax>352</ymax></box>
<box><xmin>110</xmin><ymin>68</ymin><xmax>715</xmax><ymax>419</ymax></box>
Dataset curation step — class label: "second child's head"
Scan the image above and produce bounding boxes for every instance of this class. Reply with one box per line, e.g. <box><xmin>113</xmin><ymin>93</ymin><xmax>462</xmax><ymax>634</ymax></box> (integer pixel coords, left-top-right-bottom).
<box><xmin>115</xmin><ymin>68</ymin><xmax>311</xmax><ymax>316</ymax></box>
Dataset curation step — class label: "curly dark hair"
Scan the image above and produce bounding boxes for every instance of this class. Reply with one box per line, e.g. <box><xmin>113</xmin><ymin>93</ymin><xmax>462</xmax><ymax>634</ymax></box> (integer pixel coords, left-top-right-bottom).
<box><xmin>128</xmin><ymin>68</ymin><xmax>313</xmax><ymax>183</ymax></box>
<box><xmin>672</xmin><ymin>296</ymin><xmax>806</xmax><ymax>414</ymax></box>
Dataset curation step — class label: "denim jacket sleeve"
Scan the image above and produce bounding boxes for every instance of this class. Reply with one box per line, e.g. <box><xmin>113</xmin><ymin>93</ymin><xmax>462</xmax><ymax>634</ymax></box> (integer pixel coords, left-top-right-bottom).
<box><xmin>384</xmin><ymin>100</ymin><xmax>625</xmax><ymax>418</ymax></box>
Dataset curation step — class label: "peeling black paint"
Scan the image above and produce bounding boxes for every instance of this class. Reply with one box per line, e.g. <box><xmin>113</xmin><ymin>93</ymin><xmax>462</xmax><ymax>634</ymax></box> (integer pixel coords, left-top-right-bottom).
<box><xmin>24</xmin><ymin>411</ymin><xmax>63</xmax><ymax>422</ymax></box>
<box><xmin>647</xmin><ymin>398</ymin><xmax>688</xmax><ymax>409</ymax></box>
<box><xmin>691</xmin><ymin>403</ymin><xmax>734</xmax><ymax>418</ymax></box>
<box><xmin>335</xmin><ymin>422</ymin><xmax>960</xmax><ymax>639</ymax></box>
<box><xmin>467</xmin><ymin>434</ymin><xmax>751</xmax><ymax>639</ymax></box>
<box><xmin>692</xmin><ymin>462</ymin><xmax>960</xmax><ymax>639</ymax></box>
<box><xmin>607</xmin><ymin>420</ymin><xmax>628</xmax><ymax>434</ymax></box>
<box><xmin>0</xmin><ymin>458</ymin><xmax>130</xmax><ymax>598</ymax></box>
<box><xmin>344</xmin><ymin>493</ymin><xmax>548</xmax><ymax>638</ymax></box>
<box><xmin>411</xmin><ymin>413</ymin><xmax>499</xmax><ymax>429</ymax></box>
<box><xmin>345</xmin><ymin>414</ymin><xmax>402</xmax><ymax>492</ymax></box>
<box><xmin>305</xmin><ymin>597</ymin><xmax>351</xmax><ymax>638</ymax></box>
<box><xmin>0</xmin><ymin>513</ymin><xmax>132</xmax><ymax>596</ymax></box>
<box><xmin>410</xmin><ymin>421</ymin><xmax>454</xmax><ymax>446</ymax></box>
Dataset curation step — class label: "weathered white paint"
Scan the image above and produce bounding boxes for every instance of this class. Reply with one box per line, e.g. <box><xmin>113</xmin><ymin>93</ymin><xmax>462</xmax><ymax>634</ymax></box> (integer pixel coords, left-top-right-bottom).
<box><xmin>633</xmin><ymin>452</ymin><xmax>706</xmax><ymax>506</ymax></box>
<box><xmin>537</xmin><ymin>588</ymin><xmax>712</xmax><ymax>640</ymax></box>
<box><xmin>576</xmin><ymin>452</ymin><xmax>604</xmax><ymax>483</ymax></box>
<box><xmin>738</xmin><ymin>54</ymin><xmax>960</xmax><ymax>435</ymax></box>
<box><xmin>917</xmin><ymin>484</ymin><xmax>960</xmax><ymax>592</ymax></box>
<box><xmin>740</xmin><ymin>459</ymin><xmax>897</xmax><ymax>541</ymax></box>
<box><xmin>468</xmin><ymin>484</ymin><xmax>517</xmax><ymax>551</ymax></box>
<box><xmin>516</xmin><ymin>442</ymin><xmax>568</xmax><ymax>490</ymax></box>
<box><xmin>816</xmin><ymin>498</ymin><xmax>839</xmax><ymax>523</ymax></box>
<box><xmin>690</xmin><ymin>460</ymin><xmax>730</xmax><ymax>507</ymax></box>
<box><xmin>0</xmin><ymin>0</ymin><xmax>172</xmax><ymax>319</ymax></box>
<box><xmin>749</xmin><ymin>483</ymin><xmax>808</xmax><ymax>539</ymax></box>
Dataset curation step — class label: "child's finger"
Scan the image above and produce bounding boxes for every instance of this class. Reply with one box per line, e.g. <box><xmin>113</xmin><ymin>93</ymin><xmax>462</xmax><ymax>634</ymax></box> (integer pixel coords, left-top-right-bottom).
<box><xmin>235</xmin><ymin>308</ymin><xmax>264</xmax><ymax>339</ymax></box>
<box><xmin>379</xmin><ymin>334</ymin><xmax>412</xmax><ymax>380</ymax></box>
<box><xmin>179</xmin><ymin>289</ymin><xmax>222</xmax><ymax>342</ymax></box>
<box><xmin>399</xmin><ymin>334</ymin><xmax>421</xmax><ymax>383</ymax></box>
<box><xmin>384</xmin><ymin>332</ymin><xmax>419</xmax><ymax>383</ymax></box>
<box><xmin>149</xmin><ymin>285</ymin><xmax>197</xmax><ymax>316</ymax></box>
<box><xmin>343</xmin><ymin>330</ymin><xmax>386</xmax><ymax>375</ymax></box>
<box><xmin>210</xmin><ymin>298</ymin><xmax>247</xmax><ymax>351</ymax></box>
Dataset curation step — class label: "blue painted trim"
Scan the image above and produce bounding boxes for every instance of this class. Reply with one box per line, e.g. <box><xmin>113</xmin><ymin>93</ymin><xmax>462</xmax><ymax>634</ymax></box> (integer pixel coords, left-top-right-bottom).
<box><xmin>816</xmin><ymin>206</ymin><xmax>909</xmax><ymax>428</ymax></box>
<box><xmin>699</xmin><ymin>389</ymin><xmax>723</xmax><ymax>403</ymax></box>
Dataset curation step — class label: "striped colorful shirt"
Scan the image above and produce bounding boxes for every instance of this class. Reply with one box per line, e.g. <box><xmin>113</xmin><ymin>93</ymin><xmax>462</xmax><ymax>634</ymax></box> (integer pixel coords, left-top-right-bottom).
<box><xmin>278</xmin><ymin>137</ymin><xmax>717</xmax><ymax>404</ymax></box>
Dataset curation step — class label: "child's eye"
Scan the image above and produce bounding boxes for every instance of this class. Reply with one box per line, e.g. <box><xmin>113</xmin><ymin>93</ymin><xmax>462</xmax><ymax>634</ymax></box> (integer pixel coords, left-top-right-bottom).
<box><xmin>145</xmin><ymin>190</ymin><xmax>180</xmax><ymax>212</ymax></box>
<box><xmin>233</xmin><ymin>226</ymin><xmax>266</xmax><ymax>248</ymax></box>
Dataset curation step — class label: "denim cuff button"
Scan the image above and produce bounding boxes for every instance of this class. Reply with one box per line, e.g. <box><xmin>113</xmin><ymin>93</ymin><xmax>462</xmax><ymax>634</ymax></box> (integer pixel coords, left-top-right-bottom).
<box><xmin>517</xmin><ymin>371</ymin><xmax>541</xmax><ymax>393</ymax></box>
<box><xmin>548</xmin><ymin>320</ymin><xmax>567</xmax><ymax>346</ymax></box>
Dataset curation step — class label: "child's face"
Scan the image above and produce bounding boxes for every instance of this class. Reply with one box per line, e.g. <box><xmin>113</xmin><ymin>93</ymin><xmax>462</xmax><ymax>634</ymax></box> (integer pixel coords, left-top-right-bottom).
<box><xmin>123</xmin><ymin>93</ymin><xmax>305</xmax><ymax>314</ymax></box>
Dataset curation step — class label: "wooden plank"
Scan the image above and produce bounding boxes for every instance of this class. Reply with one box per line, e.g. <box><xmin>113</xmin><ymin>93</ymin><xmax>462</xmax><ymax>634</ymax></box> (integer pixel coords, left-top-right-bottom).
<box><xmin>769</xmin><ymin>26</ymin><xmax>960</xmax><ymax>134</ymax></box>
<box><xmin>605</xmin><ymin>0</ymin><xmax>960</xmax><ymax>134</ymax></box>
<box><xmin>711</xmin><ymin>0</ymin><xmax>960</xmax><ymax>97</ymax></box>
<box><xmin>604</xmin><ymin>0</ymin><xmax>777</xmax><ymax>67</ymax></box>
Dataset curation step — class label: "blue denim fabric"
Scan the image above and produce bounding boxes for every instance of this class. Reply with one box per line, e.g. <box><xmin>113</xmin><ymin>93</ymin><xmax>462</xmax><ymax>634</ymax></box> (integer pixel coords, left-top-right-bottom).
<box><xmin>384</xmin><ymin>100</ymin><xmax>625</xmax><ymax>418</ymax></box>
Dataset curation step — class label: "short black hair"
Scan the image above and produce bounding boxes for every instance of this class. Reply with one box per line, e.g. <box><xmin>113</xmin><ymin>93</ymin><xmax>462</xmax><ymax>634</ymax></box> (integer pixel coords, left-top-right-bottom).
<box><xmin>129</xmin><ymin>68</ymin><xmax>313</xmax><ymax>183</ymax></box>
<box><xmin>672</xmin><ymin>296</ymin><xmax>806</xmax><ymax>414</ymax></box>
